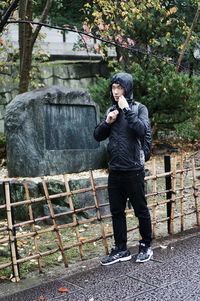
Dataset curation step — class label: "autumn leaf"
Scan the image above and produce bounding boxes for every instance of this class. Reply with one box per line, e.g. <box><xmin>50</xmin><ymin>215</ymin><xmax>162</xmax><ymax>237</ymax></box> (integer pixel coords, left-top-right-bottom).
<box><xmin>115</xmin><ymin>35</ymin><xmax>123</xmax><ymax>43</ymax></box>
<box><xmin>127</xmin><ymin>38</ymin><xmax>135</xmax><ymax>46</ymax></box>
<box><xmin>17</xmin><ymin>241</ymin><xmax>23</xmax><ymax>247</ymax></box>
<box><xmin>127</xmin><ymin>213</ymin><xmax>133</xmax><ymax>218</ymax></box>
<box><xmin>39</xmin><ymin>296</ymin><xmax>46</xmax><ymax>300</ymax></box>
<box><xmin>0</xmin><ymin>37</ymin><xmax>5</xmax><ymax>46</ymax></box>
<box><xmin>104</xmin><ymin>24</ymin><xmax>109</xmax><ymax>31</ymax></box>
<box><xmin>105</xmin><ymin>226</ymin><xmax>112</xmax><ymax>233</ymax></box>
<box><xmin>82</xmin><ymin>35</ymin><xmax>91</xmax><ymax>42</ymax></box>
<box><xmin>57</xmin><ymin>287</ymin><xmax>69</xmax><ymax>293</ymax></box>
<box><xmin>83</xmin><ymin>24</ymin><xmax>91</xmax><ymax>33</ymax></box>
<box><xmin>167</xmin><ymin>7</ymin><xmax>177</xmax><ymax>16</ymax></box>
<box><xmin>94</xmin><ymin>43</ymin><xmax>100</xmax><ymax>52</ymax></box>
<box><xmin>98</xmin><ymin>23</ymin><xmax>104</xmax><ymax>30</ymax></box>
<box><xmin>0</xmin><ymin>276</ymin><xmax>8</xmax><ymax>280</ymax></box>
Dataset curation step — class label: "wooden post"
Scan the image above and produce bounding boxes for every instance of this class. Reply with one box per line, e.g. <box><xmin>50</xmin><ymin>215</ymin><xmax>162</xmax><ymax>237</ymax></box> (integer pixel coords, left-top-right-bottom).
<box><xmin>4</xmin><ymin>182</ymin><xmax>20</xmax><ymax>282</ymax></box>
<box><xmin>63</xmin><ymin>173</ymin><xmax>84</xmax><ymax>259</ymax></box>
<box><xmin>24</xmin><ymin>180</ymin><xmax>42</xmax><ymax>273</ymax></box>
<box><xmin>89</xmin><ymin>169</ymin><xmax>109</xmax><ymax>254</ymax></box>
<box><xmin>169</xmin><ymin>156</ymin><xmax>177</xmax><ymax>234</ymax></box>
<box><xmin>42</xmin><ymin>178</ymin><xmax>68</xmax><ymax>267</ymax></box>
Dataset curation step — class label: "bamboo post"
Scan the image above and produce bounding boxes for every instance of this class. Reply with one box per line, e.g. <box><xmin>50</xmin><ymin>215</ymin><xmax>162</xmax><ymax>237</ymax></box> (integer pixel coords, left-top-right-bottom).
<box><xmin>4</xmin><ymin>182</ymin><xmax>20</xmax><ymax>282</ymax></box>
<box><xmin>152</xmin><ymin>158</ymin><xmax>157</xmax><ymax>238</ymax></box>
<box><xmin>89</xmin><ymin>169</ymin><xmax>109</xmax><ymax>254</ymax></box>
<box><xmin>42</xmin><ymin>178</ymin><xmax>68</xmax><ymax>267</ymax></box>
<box><xmin>169</xmin><ymin>156</ymin><xmax>177</xmax><ymax>234</ymax></box>
<box><xmin>191</xmin><ymin>158</ymin><xmax>200</xmax><ymax>226</ymax></box>
<box><xmin>63</xmin><ymin>173</ymin><xmax>84</xmax><ymax>259</ymax></box>
<box><xmin>24</xmin><ymin>180</ymin><xmax>42</xmax><ymax>272</ymax></box>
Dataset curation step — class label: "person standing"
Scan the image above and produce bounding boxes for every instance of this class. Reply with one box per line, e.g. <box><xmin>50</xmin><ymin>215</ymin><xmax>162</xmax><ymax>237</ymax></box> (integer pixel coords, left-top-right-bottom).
<box><xmin>94</xmin><ymin>72</ymin><xmax>153</xmax><ymax>265</ymax></box>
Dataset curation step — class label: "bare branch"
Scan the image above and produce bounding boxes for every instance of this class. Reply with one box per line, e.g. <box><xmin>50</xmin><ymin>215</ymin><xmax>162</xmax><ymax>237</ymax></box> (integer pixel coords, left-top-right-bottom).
<box><xmin>176</xmin><ymin>7</ymin><xmax>200</xmax><ymax>72</ymax></box>
<box><xmin>31</xmin><ymin>0</ymin><xmax>53</xmax><ymax>47</ymax></box>
<box><xmin>0</xmin><ymin>0</ymin><xmax>20</xmax><ymax>32</ymax></box>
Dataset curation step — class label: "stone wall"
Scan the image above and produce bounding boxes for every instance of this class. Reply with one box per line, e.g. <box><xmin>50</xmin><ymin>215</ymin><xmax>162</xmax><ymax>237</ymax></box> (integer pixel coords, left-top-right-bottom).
<box><xmin>0</xmin><ymin>60</ymin><xmax>110</xmax><ymax>134</ymax></box>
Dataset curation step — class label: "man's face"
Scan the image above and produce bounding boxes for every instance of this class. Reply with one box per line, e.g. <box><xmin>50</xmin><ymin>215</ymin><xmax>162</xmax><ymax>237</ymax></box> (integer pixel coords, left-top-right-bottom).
<box><xmin>112</xmin><ymin>83</ymin><xmax>125</xmax><ymax>102</ymax></box>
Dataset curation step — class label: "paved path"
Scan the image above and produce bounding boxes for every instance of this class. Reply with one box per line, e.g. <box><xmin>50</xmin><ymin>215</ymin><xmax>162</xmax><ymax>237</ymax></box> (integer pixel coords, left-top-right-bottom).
<box><xmin>0</xmin><ymin>228</ymin><xmax>199</xmax><ymax>301</ymax></box>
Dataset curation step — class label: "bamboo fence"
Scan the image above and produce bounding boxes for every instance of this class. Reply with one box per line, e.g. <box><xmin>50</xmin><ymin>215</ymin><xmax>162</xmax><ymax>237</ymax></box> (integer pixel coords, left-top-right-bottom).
<box><xmin>0</xmin><ymin>154</ymin><xmax>199</xmax><ymax>282</ymax></box>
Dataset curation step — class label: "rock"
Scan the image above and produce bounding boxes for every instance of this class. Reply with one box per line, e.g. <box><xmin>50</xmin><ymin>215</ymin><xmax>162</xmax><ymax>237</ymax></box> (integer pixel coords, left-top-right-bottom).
<box><xmin>5</xmin><ymin>86</ymin><xmax>107</xmax><ymax>177</ymax></box>
<box><xmin>43</xmin><ymin>204</ymin><xmax>72</xmax><ymax>225</ymax></box>
<box><xmin>69</xmin><ymin>177</ymin><xmax>110</xmax><ymax>219</ymax></box>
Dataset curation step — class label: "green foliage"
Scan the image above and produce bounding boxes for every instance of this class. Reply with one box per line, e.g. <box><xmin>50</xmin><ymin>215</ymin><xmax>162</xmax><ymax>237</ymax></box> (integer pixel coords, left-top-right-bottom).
<box><xmin>33</xmin><ymin>0</ymin><xmax>89</xmax><ymax>27</ymax></box>
<box><xmin>83</xmin><ymin>0</ymin><xmax>200</xmax><ymax>69</ymax></box>
<box><xmin>175</xmin><ymin>116</ymin><xmax>200</xmax><ymax>140</ymax></box>
<box><xmin>0</xmin><ymin>1</ymin><xmax>12</xmax><ymax>17</ymax></box>
<box><xmin>0</xmin><ymin>134</ymin><xmax>6</xmax><ymax>147</ymax></box>
<box><xmin>88</xmin><ymin>76</ymin><xmax>111</xmax><ymax>118</ymax></box>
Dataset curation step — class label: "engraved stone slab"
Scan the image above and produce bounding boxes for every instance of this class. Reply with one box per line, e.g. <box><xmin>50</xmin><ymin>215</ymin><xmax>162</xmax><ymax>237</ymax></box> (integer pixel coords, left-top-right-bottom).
<box><xmin>5</xmin><ymin>86</ymin><xmax>106</xmax><ymax>177</ymax></box>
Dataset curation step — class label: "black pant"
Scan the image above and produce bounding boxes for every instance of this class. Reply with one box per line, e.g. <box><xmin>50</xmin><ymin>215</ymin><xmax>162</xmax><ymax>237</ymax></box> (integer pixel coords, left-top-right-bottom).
<box><xmin>108</xmin><ymin>170</ymin><xmax>152</xmax><ymax>250</ymax></box>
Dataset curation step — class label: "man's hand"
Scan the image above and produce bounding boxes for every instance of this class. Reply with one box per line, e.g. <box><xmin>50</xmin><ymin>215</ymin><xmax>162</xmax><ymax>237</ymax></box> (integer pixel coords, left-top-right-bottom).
<box><xmin>118</xmin><ymin>95</ymin><xmax>129</xmax><ymax>109</ymax></box>
<box><xmin>106</xmin><ymin>110</ymin><xmax>119</xmax><ymax>124</ymax></box>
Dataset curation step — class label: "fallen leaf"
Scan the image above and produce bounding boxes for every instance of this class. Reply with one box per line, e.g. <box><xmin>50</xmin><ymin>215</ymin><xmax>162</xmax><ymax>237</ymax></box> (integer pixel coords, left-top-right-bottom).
<box><xmin>39</xmin><ymin>296</ymin><xmax>46</xmax><ymax>300</ymax></box>
<box><xmin>57</xmin><ymin>254</ymin><xmax>63</xmax><ymax>262</ymax></box>
<box><xmin>57</xmin><ymin>287</ymin><xmax>69</xmax><ymax>293</ymax></box>
<box><xmin>17</xmin><ymin>241</ymin><xmax>23</xmax><ymax>246</ymax></box>
<box><xmin>0</xmin><ymin>275</ymin><xmax>8</xmax><ymax>279</ymax></box>
<box><xmin>127</xmin><ymin>214</ymin><xmax>133</xmax><ymax>218</ymax></box>
<box><xmin>160</xmin><ymin>245</ymin><xmax>167</xmax><ymax>249</ymax></box>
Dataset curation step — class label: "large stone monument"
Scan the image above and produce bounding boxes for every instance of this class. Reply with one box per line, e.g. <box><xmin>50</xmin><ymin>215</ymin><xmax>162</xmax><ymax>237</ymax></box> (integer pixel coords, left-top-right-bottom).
<box><xmin>5</xmin><ymin>86</ymin><xmax>106</xmax><ymax>177</ymax></box>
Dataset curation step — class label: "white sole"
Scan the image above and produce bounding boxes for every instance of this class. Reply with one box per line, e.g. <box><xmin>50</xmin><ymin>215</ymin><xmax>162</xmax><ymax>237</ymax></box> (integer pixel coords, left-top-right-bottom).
<box><xmin>100</xmin><ymin>255</ymin><xmax>132</xmax><ymax>266</ymax></box>
<box><xmin>136</xmin><ymin>251</ymin><xmax>153</xmax><ymax>263</ymax></box>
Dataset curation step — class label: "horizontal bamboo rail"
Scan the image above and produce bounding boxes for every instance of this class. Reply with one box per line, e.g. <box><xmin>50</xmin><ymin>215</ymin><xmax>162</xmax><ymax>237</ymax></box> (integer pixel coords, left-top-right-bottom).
<box><xmin>0</xmin><ymin>154</ymin><xmax>199</xmax><ymax>282</ymax></box>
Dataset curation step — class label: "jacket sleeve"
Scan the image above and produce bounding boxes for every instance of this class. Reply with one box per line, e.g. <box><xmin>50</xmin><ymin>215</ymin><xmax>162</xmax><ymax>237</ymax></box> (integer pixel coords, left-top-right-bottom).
<box><xmin>124</xmin><ymin>104</ymin><xmax>149</xmax><ymax>137</ymax></box>
<box><xmin>93</xmin><ymin>119</ymin><xmax>111</xmax><ymax>141</ymax></box>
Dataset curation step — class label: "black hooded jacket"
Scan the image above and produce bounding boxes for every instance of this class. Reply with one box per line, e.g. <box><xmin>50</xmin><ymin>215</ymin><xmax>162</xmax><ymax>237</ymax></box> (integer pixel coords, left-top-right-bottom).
<box><xmin>94</xmin><ymin>73</ymin><xmax>149</xmax><ymax>171</ymax></box>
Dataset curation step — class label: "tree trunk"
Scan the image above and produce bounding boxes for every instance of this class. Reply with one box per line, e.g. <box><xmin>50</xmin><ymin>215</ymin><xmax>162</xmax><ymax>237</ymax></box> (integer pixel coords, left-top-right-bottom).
<box><xmin>19</xmin><ymin>0</ymin><xmax>33</xmax><ymax>93</ymax></box>
<box><xmin>18</xmin><ymin>0</ymin><xmax>52</xmax><ymax>94</ymax></box>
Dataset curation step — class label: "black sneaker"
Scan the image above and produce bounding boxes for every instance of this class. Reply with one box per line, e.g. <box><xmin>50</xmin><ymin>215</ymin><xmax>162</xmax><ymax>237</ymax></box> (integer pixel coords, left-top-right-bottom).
<box><xmin>136</xmin><ymin>243</ymin><xmax>153</xmax><ymax>263</ymax></box>
<box><xmin>100</xmin><ymin>248</ymin><xmax>132</xmax><ymax>266</ymax></box>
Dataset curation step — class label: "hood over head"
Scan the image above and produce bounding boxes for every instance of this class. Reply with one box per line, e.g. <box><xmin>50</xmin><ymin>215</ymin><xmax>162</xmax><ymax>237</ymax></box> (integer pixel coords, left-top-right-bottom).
<box><xmin>110</xmin><ymin>72</ymin><xmax>133</xmax><ymax>104</ymax></box>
